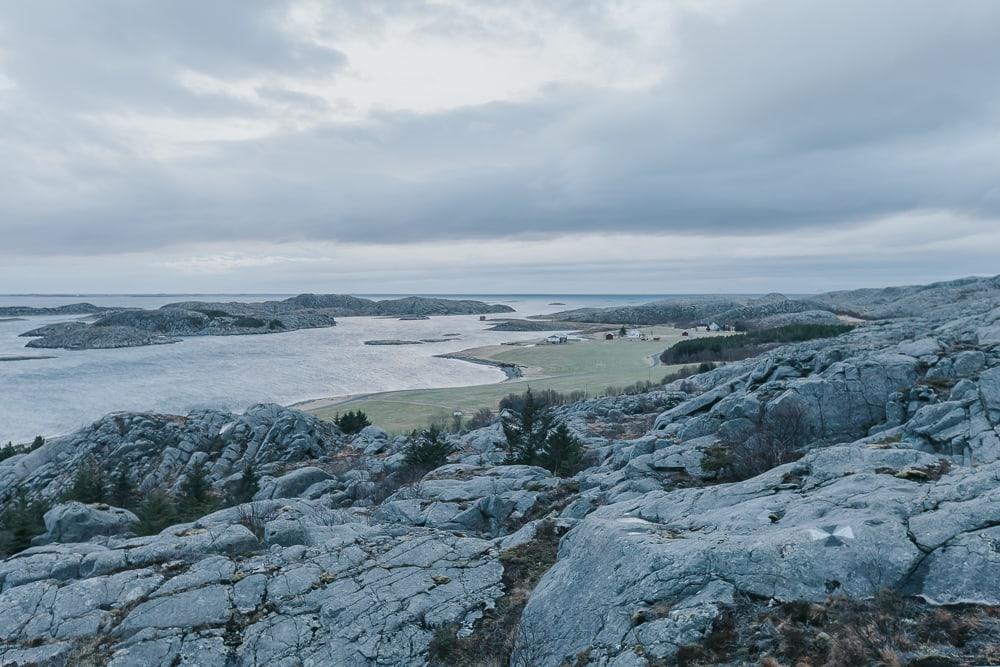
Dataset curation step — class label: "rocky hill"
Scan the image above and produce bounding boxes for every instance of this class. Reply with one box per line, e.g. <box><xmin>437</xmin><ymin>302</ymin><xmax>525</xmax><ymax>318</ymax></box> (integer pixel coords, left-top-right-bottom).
<box><xmin>544</xmin><ymin>293</ymin><xmax>835</xmax><ymax>329</ymax></box>
<box><xmin>543</xmin><ymin>275</ymin><xmax>1000</xmax><ymax>330</ymax></box>
<box><xmin>16</xmin><ymin>295</ymin><xmax>513</xmax><ymax>350</ymax></box>
<box><xmin>2</xmin><ymin>280</ymin><xmax>1000</xmax><ymax>664</ymax></box>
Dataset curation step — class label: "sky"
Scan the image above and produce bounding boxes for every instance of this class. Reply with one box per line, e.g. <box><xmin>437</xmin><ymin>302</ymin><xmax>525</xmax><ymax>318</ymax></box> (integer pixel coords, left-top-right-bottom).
<box><xmin>1</xmin><ymin>0</ymin><xmax>998</xmax><ymax>294</ymax></box>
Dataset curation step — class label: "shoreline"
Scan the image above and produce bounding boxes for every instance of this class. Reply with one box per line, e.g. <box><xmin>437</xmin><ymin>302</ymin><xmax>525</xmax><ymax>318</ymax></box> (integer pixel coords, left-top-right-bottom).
<box><xmin>289</xmin><ymin>339</ymin><xmax>537</xmax><ymax>413</ymax></box>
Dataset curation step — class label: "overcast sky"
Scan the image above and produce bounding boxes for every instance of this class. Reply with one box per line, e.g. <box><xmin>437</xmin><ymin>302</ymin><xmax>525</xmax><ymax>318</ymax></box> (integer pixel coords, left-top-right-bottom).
<box><xmin>1</xmin><ymin>1</ymin><xmax>998</xmax><ymax>294</ymax></box>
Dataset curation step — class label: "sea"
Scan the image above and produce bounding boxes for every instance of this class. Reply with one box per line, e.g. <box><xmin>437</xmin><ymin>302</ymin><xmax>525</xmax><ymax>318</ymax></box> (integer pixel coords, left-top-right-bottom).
<box><xmin>0</xmin><ymin>294</ymin><xmax>660</xmax><ymax>443</ymax></box>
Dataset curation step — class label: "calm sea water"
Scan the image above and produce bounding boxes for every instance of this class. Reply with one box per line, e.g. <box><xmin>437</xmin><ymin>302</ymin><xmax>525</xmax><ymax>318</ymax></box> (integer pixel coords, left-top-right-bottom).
<box><xmin>0</xmin><ymin>294</ymin><xmax>658</xmax><ymax>443</ymax></box>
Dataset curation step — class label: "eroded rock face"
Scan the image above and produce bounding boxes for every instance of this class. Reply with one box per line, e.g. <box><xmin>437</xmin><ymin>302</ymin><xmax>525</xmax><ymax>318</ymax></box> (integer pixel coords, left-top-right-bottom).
<box><xmin>0</xmin><ymin>521</ymin><xmax>502</xmax><ymax>666</ymax></box>
<box><xmin>0</xmin><ymin>404</ymin><xmax>346</xmax><ymax>506</ymax></box>
<box><xmin>519</xmin><ymin>447</ymin><xmax>1000</xmax><ymax>664</ymax></box>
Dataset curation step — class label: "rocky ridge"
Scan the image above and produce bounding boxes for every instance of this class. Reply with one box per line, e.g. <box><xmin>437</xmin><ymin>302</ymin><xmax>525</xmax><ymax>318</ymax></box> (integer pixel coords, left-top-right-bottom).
<box><xmin>3</xmin><ymin>279</ymin><xmax>1000</xmax><ymax>664</ymax></box>
<box><xmin>544</xmin><ymin>274</ymin><xmax>1000</xmax><ymax>330</ymax></box>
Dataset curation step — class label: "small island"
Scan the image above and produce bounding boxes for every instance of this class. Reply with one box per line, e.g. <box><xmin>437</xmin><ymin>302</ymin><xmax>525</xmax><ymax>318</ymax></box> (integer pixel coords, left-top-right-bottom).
<box><xmin>15</xmin><ymin>294</ymin><xmax>513</xmax><ymax>350</ymax></box>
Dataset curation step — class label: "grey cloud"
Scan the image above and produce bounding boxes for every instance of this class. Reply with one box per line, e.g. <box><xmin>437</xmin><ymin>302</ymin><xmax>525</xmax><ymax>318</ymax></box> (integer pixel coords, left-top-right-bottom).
<box><xmin>1</xmin><ymin>0</ymin><xmax>999</xmax><ymax>259</ymax></box>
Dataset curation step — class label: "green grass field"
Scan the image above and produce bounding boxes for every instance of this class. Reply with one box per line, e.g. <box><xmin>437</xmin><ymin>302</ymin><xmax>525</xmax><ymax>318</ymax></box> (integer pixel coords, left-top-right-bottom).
<box><xmin>308</xmin><ymin>327</ymin><xmax>722</xmax><ymax>433</ymax></box>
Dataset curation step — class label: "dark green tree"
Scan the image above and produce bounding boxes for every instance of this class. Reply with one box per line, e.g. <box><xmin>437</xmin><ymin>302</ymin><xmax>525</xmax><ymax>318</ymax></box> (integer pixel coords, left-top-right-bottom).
<box><xmin>64</xmin><ymin>459</ymin><xmax>106</xmax><ymax>504</ymax></box>
<box><xmin>403</xmin><ymin>425</ymin><xmax>454</xmax><ymax>470</ymax></box>
<box><xmin>619</xmin><ymin>325</ymin><xmax>627</xmax><ymax>337</ymax></box>
<box><xmin>501</xmin><ymin>388</ymin><xmax>554</xmax><ymax>466</ymax></box>
<box><xmin>31</xmin><ymin>435</ymin><xmax>45</xmax><ymax>450</ymax></box>
<box><xmin>178</xmin><ymin>460</ymin><xmax>215</xmax><ymax>519</ymax></box>
<box><xmin>335</xmin><ymin>410</ymin><xmax>371</xmax><ymax>435</ymax></box>
<box><xmin>135</xmin><ymin>490</ymin><xmax>177</xmax><ymax>536</ymax></box>
<box><xmin>538</xmin><ymin>422</ymin><xmax>584</xmax><ymax>477</ymax></box>
<box><xmin>3</xmin><ymin>491</ymin><xmax>48</xmax><ymax>554</ymax></box>
<box><xmin>110</xmin><ymin>468</ymin><xmax>137</xmax><ymax>509</ymax></box>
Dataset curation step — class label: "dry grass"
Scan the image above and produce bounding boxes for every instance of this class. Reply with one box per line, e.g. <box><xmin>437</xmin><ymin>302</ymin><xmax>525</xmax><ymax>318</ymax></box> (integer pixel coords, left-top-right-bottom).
<box><xmin>675</xmin><ymin>591</ymin><xmax>1000</xmax><ymax>667</ymax></box>
<box><xmin>426</xmin><ymin>521</ymin><xmax>564</xmax><ymax>667</ymax></box>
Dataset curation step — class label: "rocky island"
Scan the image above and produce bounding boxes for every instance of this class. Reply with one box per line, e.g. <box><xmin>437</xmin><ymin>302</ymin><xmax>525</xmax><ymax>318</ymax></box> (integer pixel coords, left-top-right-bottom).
<box><xmin>16</xmin><ymin>294</ymin><xmax>514</xmax><ymax>350</ymax></box>
<box><xmin>2</xmin><ymin>276</ymin><xmax>1000</xmax><ymax>664</ymax></box>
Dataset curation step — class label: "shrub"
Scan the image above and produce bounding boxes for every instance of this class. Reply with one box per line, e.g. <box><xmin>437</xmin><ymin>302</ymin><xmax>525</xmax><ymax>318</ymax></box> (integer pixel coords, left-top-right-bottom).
<box><xmin>403</xmin><ymin>425</ymin><xmax>454</xmax><ymax>470</ymax></box>
<box><xmin>704</xmin><ymin>402</ymin><xmax>810</xmax><ymax>481</ymax></box>
<box><xmin>237</xmin><ymin>503</ymin><xmax>279</xmax><ymax>541</ymax></box>
<box><xmin>335</xmin><ymin>410</ymin><xmax>371</xmax><ymax>435</ymax></box>
<box><xmin>466</xmin><ymin>407</ymin><xmax>495</xmax><ymax>430</ymax></box>
<box><xmin>498</xmin><ymin>389</ymin><xmax>585</xmax><ymax>414</ymax></box>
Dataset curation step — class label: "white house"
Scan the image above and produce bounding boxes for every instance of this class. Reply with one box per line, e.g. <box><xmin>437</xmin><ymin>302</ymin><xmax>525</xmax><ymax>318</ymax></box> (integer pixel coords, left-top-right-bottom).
<box><xmin>625</xmin><ymin>329</ymin><xmax>641</xmax><ymax>339</ymax></box>
<box><xmin>707</xmin><ymin>322</ymin><xmax>721</xmax><ymax>332</ymax></box>
<box><xmin>545</xmin><ymin>335</ymin><xmax>568</xmax><ymax>344</ymax></box>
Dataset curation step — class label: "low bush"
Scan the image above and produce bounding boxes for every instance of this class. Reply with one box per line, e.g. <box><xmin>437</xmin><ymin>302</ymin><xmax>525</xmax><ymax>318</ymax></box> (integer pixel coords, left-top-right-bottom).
<box><xmin>702</xmin><ymin>402</ymin><xmax>810</xmax><ymax>481</ymax></box>
<box><xmin>676</xmin><ymin>591</ymin><xmax>1000</xmax><ymax>667</ymax></box>
<box><xmin>499</xmin><ymin>388</ymin><xmax>586</xmax><ymax>413</ymax></box>
<box><xmin>334</xmin><ymin>410</ymin><xmax>371</xmax><ymax>434</ymax></box>
<box><xmin>403</xmin><ymin>426</ymin><xmax>454</xmax><ymax>471</ymax></box>
<box><xmin>466</xmin><ymin>407</ymin><xmax>496</xmax><ymax>430</ymax></box>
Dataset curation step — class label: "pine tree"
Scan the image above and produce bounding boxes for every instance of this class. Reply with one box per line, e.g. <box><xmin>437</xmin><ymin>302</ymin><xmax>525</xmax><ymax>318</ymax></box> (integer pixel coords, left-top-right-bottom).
<box><xmin>538</xmin><ymin>422</ymin><xmax>583</xmax><ymax>477</ymax></box>
<box><xmin>501</xmin><ymin>388</ymin><xmax>553</xmax><ymax>466</ymax></box>
<box><xmin>178</xmin><ymin>460</ymin><xmax>214</xmax><ymax>519</ymax></box>
<box><xmin>110</xmin><ymin>468</ymin><xmax>137</xmax><ymax>509</ymax></box>
<box><xmin>403</xmin><ymin>425</ymin><xmax>454</xmax><ymax>470</ymax></box>
<box><xmin>65</xmin><ymin>459</ymin><xmax>106</xmax><ymax>504</ymax></box>
<box><xmin>4</xmin><ymin>491</ymin><xmax>47</xmax><ymax>554</ymax></box>
<box><xmin>619</xmin><ymin>325</ymin><xmax>627</xmax><ymax>337</ymax></box>
<box><xmin>335</xmin><ymin>410</ymin><xmax>371</xmax><ymax>435</ymax></box>
<box><xmin>136</xmin><ymin>490</ymin><xmax>177</xmax><ymax>536</ymax></box>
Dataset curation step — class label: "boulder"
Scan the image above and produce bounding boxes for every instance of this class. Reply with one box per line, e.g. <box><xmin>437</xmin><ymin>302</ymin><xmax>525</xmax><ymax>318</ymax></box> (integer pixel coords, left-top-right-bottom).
<box><xmin>33</xmin><ymin>502</ymin><xmax>138</xmax><ymax>545</ymax></box>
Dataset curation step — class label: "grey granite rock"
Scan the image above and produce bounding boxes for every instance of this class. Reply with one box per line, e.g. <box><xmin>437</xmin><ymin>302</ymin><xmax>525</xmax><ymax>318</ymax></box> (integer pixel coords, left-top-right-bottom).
<box><xmin>33</xmin><ymin>502</ymin><xmax>138</xmax><ymax>545</ymax></box>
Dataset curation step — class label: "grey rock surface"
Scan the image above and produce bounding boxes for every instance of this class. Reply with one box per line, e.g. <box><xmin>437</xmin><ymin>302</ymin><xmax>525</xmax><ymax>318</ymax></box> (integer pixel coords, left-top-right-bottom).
<box><xmin>33</xmin><ymin>502</ymin><xmax>139</xmax><ymax>546</ymax></box>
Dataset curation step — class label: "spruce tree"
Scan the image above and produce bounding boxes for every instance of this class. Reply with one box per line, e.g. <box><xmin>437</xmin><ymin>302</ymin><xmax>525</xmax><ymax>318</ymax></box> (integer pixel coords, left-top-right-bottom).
<box><xmin>403</xmin><ymin>425</ymin><xmax>454</xmax><ymax>470</ymax></box>
<box><xmin>335</xmin><ymin>410</ymin><xmax>371</xmax><ymax>435</ymax></box>
<box><xmin>65</xmin><ymin>459</ymin><xmax>106</xmax><ymax>504</ymax></box>
<box><xmin>110</xmin><ymin>468</ymin><xmax>137</xmax><ymax>509</ymax></box>
<box><xmin>178</xmin><ymin>460</ymin><xmax>214</xmax><ymax>519</ymax></box>
<box><xmin>501</xmin><ymin>388</ymin><xmax>553</xmax><ymax>466</ymax></box>
<box><xmin>5</xmin><ymin>491</ymin><xmax>47</xmax><ymax>554</ymax></box>
<box><xmin>136</xmin><ymin>490</ymin><xmax>177</xmax><ymax>536</ymax></box>
<box><xmin>538</xmin><ymin>422</ymin><xmax>583</xmax><ymax>477</ymax></box>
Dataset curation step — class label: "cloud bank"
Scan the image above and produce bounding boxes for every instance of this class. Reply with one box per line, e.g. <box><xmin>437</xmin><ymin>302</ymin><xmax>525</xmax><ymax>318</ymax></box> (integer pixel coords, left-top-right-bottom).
<box><xmin>1</xmin><ymin>1</ymin><xmax>997</xmax><ymax>292</ymax></box>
